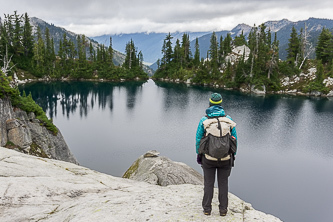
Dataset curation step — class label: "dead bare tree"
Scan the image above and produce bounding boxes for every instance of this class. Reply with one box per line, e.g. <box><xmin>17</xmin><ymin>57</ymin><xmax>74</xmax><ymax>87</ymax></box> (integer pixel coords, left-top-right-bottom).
<box><xmin>299</xmin><ymin>23</ymin><xmax>314</xmax><ymax>69</ymax></box>
<box><xmin>0</xmin><ymin>45</ymin><xmax>16</xmax><ymax>75</ymax></box>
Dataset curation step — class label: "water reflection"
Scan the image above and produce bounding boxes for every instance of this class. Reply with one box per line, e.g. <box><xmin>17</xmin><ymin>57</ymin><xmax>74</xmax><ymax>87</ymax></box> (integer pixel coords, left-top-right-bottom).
<box><xmin>155</xmin><ymin>81</ymin><xmax>192</xmax><ymax>111</ymax></box>
<box><xmin>19</xmin><ymin>81</ymin><xmax>147</xmax><ymax>118</ymax></box>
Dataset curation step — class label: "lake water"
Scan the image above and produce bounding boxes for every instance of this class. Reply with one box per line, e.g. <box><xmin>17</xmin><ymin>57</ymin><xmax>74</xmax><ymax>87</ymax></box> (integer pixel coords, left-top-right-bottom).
<box><xmin>19</xmin><ymin>79</ymin><xmax>333</xmax><ymax>222</ymax></box>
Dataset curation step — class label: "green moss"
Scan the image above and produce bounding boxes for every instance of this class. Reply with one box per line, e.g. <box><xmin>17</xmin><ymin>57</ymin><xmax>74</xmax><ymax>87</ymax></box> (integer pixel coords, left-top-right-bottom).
<box><xmin>122</xmin><ymin>159</ymin><xmax>140</xmax><ymax>178</ymax></box>
<box><xmin>4</xmin><ymin>141</ymin><xmax>21</xmax><ymax>150</ymax></box>
<box><xmin>29</xmin><ymin>142</ymin><xmax>49</xmax><ymax>158</ymax></box>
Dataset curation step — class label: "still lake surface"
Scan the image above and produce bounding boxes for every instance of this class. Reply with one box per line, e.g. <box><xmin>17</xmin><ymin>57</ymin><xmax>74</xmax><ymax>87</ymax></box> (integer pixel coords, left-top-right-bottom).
<box><xmin>20</xmin><ymin>79</ymin><xmax>333</xmax><ymax>222</ymax></box>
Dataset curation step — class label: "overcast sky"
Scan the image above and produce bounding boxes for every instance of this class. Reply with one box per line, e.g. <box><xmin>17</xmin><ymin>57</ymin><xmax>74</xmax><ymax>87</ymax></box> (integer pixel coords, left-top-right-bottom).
<box><xmin>1</xmin><ymin>0</ymin><xmax>333</xmax><ymax>37</ymax></box>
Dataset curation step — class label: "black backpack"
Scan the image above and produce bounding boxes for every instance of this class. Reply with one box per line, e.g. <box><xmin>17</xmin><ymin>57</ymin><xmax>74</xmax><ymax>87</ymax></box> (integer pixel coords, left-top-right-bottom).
<box><xmin>199</xmin><ymin>116</ymin><xmax>237</xmax><ymax>159</ymax></box>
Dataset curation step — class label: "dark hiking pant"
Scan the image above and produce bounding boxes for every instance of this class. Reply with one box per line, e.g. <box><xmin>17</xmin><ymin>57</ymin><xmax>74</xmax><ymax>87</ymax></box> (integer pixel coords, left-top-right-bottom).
<box><xmin>202</xmin><ymin>155</ymin><xmax>231</xmax><ymax>213</ymax></box>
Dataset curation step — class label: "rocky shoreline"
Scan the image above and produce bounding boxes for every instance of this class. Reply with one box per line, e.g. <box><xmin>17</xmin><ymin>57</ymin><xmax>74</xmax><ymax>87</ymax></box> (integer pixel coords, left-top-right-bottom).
<box><xmin>153</xmin><ymin>67</ymin><xmax>333</xmax><ymax>98</ymax></box>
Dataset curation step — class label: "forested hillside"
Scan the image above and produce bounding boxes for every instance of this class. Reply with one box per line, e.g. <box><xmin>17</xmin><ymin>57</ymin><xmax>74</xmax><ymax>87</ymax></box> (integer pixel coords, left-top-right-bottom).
<box><xmin>0</xmin><ymin>12</ymin><xmax>149</xmax><ymax>81</ymax></box>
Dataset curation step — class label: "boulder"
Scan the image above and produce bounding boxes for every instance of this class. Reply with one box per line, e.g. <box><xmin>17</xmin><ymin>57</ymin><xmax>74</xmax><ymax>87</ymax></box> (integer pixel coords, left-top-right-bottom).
<box><xmin>225</xmin><ymin>45</ymin><xmax>250</xmax><ymax>64</ymax></box>
<box><xmin>251</xmin><ymin>85</ymin><xmax>266</xmax><ymax>95</ymax></box>
<box><xmin>123</xmin><ymin>150</ymin><xmax>204</xmax><ymax>186</ymax></box>
<box><xmin>0</xmin><ymin>147</ymin><xmax>282</xmax><ymax>222</ymax></box>
<box><xmin>327</xmin><ymin>90</ymin><xmax>333</xmax><ymax>97</ymax></box>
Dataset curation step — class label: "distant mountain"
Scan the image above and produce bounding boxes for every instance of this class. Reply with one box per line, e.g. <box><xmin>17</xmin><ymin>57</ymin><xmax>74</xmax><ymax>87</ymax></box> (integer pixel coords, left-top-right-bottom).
<box><xmin>91</xmin><ymin>31</ymin><xmax>211</xmax><ymax>65</ymax></box>
<box><xmin>276</xmin><ymin>17</ymin><xmax>333</xmax><ymax>60</ymax></box>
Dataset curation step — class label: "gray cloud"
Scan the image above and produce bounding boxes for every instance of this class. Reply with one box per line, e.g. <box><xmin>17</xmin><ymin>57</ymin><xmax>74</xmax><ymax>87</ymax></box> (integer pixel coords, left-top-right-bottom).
<box><xmin>1</xmin><ymin>0</ymin><xmax>332</xmax><ymax>36</ymax></box>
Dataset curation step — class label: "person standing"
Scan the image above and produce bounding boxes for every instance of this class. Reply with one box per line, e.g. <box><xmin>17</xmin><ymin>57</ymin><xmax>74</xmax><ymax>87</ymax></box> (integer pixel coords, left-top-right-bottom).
<box><xmin>195</xmin><ymin>93</ymin><xmax>237</xmax><ymax>216</ymax></box>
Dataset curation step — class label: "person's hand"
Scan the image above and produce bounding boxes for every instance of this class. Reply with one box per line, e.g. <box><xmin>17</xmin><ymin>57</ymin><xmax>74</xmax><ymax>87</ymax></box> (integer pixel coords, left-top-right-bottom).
<box><xmin>197</xmin><ymin>154</ymin><xmax>202</xmax><ymax>164</ymax></box>
<box><xmin>231</xmin><ymin>136</ymin><xmax>236</xmax><ymax>140</ymax></box>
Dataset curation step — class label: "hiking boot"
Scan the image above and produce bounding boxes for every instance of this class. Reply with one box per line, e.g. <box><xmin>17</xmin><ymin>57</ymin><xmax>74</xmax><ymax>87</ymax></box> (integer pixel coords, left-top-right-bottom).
<box><xmin>220</xmin><ymin>209</ymin><xmax>227</xmax><ymax>216</ymax></box>
<box><xmin>203</xmin><ymin>211</ymin><xmax>211</xmax><ymax>216</ymax></box>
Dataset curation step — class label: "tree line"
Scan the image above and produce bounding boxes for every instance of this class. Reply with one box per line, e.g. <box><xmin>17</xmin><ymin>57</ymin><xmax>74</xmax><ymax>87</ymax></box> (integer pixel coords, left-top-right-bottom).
<box><xmin>0</xmin><ymin>11</ymin><xmax>148</xmax><ymax>81</ymax></box>
<box><xmin>154</xmin><ymin>23</ymin><xmax>333</xmax><ymax>94</ymax></box>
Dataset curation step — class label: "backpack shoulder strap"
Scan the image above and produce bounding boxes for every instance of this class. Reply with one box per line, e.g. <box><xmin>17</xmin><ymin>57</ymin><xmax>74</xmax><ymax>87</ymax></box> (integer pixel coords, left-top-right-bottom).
<box><xmin>215</xmin><ymin>117</ymin><xmax>223</xmax><ymax>137</ymax></box>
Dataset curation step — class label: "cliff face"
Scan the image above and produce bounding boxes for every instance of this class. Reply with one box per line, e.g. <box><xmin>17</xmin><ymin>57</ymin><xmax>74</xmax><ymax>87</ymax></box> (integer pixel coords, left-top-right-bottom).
<box><xmin>0</xmin><ymin>147</ymin><xmax>282</xmax><ymax>222</ymax></box>
<box><xmin>0</xmin><ymin>97</ymin><xmax>78</xmax><ymax>164</ymax></box>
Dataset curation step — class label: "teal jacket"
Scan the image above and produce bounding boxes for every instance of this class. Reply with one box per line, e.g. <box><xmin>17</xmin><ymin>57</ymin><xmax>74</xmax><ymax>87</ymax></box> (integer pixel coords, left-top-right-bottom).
<box><xmin>195</xmin><ymin>105</ymin><xmax>237</xmax><ymax>154</ymax></box>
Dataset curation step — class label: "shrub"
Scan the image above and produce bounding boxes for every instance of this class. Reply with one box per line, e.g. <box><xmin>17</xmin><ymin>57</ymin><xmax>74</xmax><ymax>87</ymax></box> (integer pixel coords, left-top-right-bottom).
<box><xmin>0</xmin><ymin>71</ymin><xmax>58</xmax><ymax>134</ymax></box>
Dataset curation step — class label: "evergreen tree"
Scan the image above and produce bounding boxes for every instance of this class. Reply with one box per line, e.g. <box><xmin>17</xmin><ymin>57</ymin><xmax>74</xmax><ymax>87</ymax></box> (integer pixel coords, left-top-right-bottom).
<box><xmin>247</xmin><ymin>24</ymin><xmax>258</xmax><ymax>78</ymax></box>
<box><xmin>32</xmin><ymin>26</ymin><xmax>45</xmax><ymax>75</ymax></box>
<box><xmin>164</xmin><ymin>33</ymin><xmax>173</xmax><ymax>65</ymax></box>
<box><xmin>124</xmin><ymin>39</ymin><xmax>137</xmax><ymax>69</ymax></box>
<box><xmin>77</xmin><ymin>35</ymin><xmax>87</xmax><ymax>66</ymax></box>
<box><xmin>22</xmin><ymin>13</ymin><xmax>33</xmax><ymax>57</ymax></box>
<box><xmin>218</xmin><ymin>36</ymin><xmax>224</xmax><ymax>65</ymax></box>
<box><xmin>12</xmin><ymin>11</ymin><xmax>23</xmax><ymax>58</ymax></box>
<box><xmin>173</xmin><ymin>39</ymin><xmax>181</xmax><ymax>68</ymax></box>
<box><xmin>138</xmin><ymin>51</ymin><xmax>143</xmax><ymax>69</ymax></box>
<box><xmin>3</xmin><ymin>14</ymin><xmax>14</xmax><ymax>54</ymax></box>
<box><xmin>0</xmin><ymin>16</ymin><xmax>9</xmax><ymax>59</ymax></box>
<box><xmin>89</xmin><ymin>42</ymin><xmax>95</xmax><ymax>62</ymax></box>
<box><xmin>233</xmin><ymin>31</ymin><xmax>246</xmax><ymax>47</ymax></box>
<box><xmin>193</xmin><ymin>37</ymin><xmax>200</xmax><ymax>67</ymax></box>
<box><xmin>44</xmin><ymin>27</ymin><xmax>51</xmax><ymax>70</ymax></box>
<box><xmin>181</xmin><ymin>33</ymin><xmax>191</xmax><ymax>66</ymax></box>
<box><xmin>316</xmin><ymin>28</ymin><xmax>333</xmax><ymax>64</ymax></box>
<box><xmin>287</xmin><ymin>26</ymin><xmax>301</xmax><ymax>66</ymax></box>
<box><xmin>75</xmin><ymin>34</ymin><xmax>88</xmax><ymax>78</ymax></box>
<box><xmin>107</xmin><ymin>37</ymin><xmax>113</xmax><ymax>67</ymax></box>
<box><xmin>223</xmin><ymin>33</ymin><xmax>232</xmax><ymax>55</ymax></box>
<box><xmin>209</xmin><ymin>32</ymin><xmax>218</xmax><ymax>67</ymax></box>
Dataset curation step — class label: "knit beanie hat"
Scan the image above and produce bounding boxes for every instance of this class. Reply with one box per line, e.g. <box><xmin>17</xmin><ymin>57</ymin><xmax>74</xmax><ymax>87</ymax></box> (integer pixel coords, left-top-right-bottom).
<box><xmin>209</xmin><ymin>93</ymin><xmax>223</xmax><ymax>106</ymax></box>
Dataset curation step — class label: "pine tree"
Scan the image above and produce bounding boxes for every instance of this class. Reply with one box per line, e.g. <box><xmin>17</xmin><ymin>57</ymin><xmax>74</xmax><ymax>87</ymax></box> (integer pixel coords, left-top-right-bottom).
<box><xmin>0</xmin><ymin>16</ymin><xmax>9</xmax><ymax>58</ymax></box>
<box><xmin>173</xmin><ymin>39</ymin><xmax>181</xmax><ymax>67</ymax></box>
<box><xmin>32</xmin><ymin>26</ymin><xmax>45</xmax><ymax>75</ymax></box>
<box><xmin>22</xmin><ymin>13</ymin><xmax>34</xmax><ymax>59</ymax></box>
<box><xmin>12</xmin><ymin>11</ymin><xmax>23</xmax><ymax>58</ymax></box>
<box><xmin>316</xmin><ymin>28</ymin><xmax>333</xmax><ymax>64</ymax></box>
<box><xmin>107</xmin><ymin>37</ymin><xmax>113</xmax><ymax>67</ymax></box>
<box><xmin>287</xmin><ymin>26</ymin><xmax>301</xmax><ymax>66</ymax></box>
<box><xmin>124</xmin><ymin>39</ymin><xmax>137</xmax><ymax>69</ymax></box>
<box><xmin>247</xmin><ymin>24</ymin><xmax>258</xmax><ymax>78</ymax></box>
<box><xmin>164</xmin><ymin>33</ymin><xmax>173</xmax><ymax>65</ymax></box>
<box><xmin>218</xmin><ymin>36</ymin><xmax>224</xmax><ymax>65</ymax></box>
<box><xmin>89</xmin><ymin>42</ymin><xmax>95</xmax><ymax>62</ymax></box>
<box><xmin>138</xmin><ymin>51</ymin><xmax>143</xmax><ymax>69</ymax></box>
<box><xmin>194</xmin><ymin>37</ymin><xmax>200</xmax><ymax>67</ymax></box>
<box><xmin>233</xmin><ymin>31</ymin><xmax>246</xmax><ymax>47</ymax></box>
<box><xmin>44</xmin><ymin>27</ymin><xmax>55</xmax><ymax>75</ymax></box>
<box><xmin>223</xmin><ymin>33</ymin><xmax>232</xmax><ymax>55</ymax></box>
<box><xmin>181</xmin><ymin>33</ymin><xmax>191</xmax><ymax>66</ymax></box>
<box><xmin>3</xmin><ymin>14</ymin><xmax>14</xmax><ymax>54</ymax></box>
<box><xmin>209</xmin><ymin>32</ymin><xmax>218</xmax><ymax>67</ymax></box>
